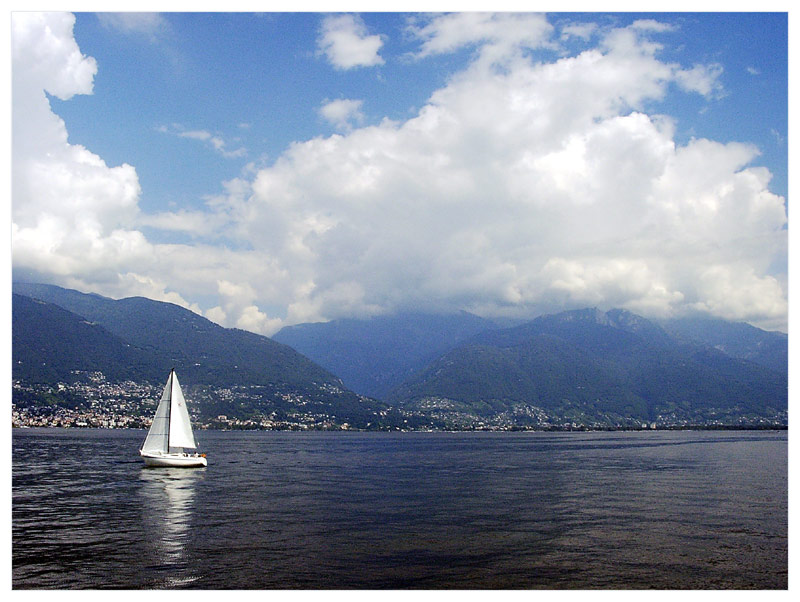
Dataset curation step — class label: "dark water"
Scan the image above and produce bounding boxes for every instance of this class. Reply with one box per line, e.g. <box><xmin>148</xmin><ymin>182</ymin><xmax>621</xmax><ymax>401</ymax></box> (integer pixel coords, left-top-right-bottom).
<box><xmin>12</xmin><ymin>428</ymin><xmax>787</xmax><ymax>589</ymax></box>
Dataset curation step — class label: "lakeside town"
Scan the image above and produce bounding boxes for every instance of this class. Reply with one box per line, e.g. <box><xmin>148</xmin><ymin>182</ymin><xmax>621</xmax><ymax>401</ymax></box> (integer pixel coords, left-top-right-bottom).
<box><xmin>11</xmin><ymin>373</ymin><xmax>356</xmax><ymax>432</ymax></box>
<box><xmin>11</xmin><ymin>371</ymin><xmax>788</xmax><ymax>432</ymax></box>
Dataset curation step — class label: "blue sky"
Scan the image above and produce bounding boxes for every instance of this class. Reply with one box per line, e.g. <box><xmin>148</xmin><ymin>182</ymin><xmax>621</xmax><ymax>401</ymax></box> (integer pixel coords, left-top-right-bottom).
<box><xmin>11</xmin><ymin>11</ymin><xmax>789</xmax><ymax>333</ymax></box>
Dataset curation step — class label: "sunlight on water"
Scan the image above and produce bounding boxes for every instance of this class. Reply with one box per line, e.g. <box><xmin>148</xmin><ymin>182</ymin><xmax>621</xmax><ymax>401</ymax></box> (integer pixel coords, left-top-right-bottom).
<box><xmin>138</xmin><ymin>468</ymin><xmax>204</xmax><ymax>587</ymax></box>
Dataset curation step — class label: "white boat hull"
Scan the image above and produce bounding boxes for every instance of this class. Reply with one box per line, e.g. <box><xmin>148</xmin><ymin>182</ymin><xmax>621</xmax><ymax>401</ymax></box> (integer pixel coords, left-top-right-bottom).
<box><xmin>140</xmin><ymin>451</ymin><xmax>207</xmax><ymax>468</ymax></box>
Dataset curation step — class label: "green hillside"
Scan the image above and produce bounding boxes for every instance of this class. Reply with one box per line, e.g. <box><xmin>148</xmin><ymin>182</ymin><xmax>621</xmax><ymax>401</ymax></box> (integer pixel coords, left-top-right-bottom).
<box><xmin>12</xmin><ymin>284</ymin><xmax>389</xmax><ymax>426</ymax></box>
<box><xmin>389</xmin><ymin>309</ymin><xmax>787</xmax><ymax>426</ymax></box>
<box><xmin>12</xmin><ymin>294</ymin><xmax>166</xmax><ymax>383</ymax></box>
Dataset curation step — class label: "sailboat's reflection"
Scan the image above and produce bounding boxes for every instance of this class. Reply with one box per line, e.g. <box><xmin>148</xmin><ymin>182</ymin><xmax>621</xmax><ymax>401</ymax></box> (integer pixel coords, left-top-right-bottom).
<box><xmin>139</xmin><ymin>468</ymin><xmax>204</xmax><ymax>587</ymax></box>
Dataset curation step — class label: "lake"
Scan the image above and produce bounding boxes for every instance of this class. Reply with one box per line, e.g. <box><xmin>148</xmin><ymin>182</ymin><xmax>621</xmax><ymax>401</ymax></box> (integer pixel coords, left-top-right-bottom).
<box><xmin>12</xmin><ymin>428</ymin><xmax>787</xmax><ymax>589</ymax></box>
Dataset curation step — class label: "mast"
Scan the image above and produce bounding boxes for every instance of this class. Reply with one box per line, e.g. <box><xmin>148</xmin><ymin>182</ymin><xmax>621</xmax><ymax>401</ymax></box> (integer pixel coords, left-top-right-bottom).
<box><xmin>141</xmin><ymin>369</ymin><xmax>175</xmax><ymax>454</ymax></box>
<box><xmin>166</xmin><ymin>368</ymin><xmax>174</xmax><ymax>452</ymax></box>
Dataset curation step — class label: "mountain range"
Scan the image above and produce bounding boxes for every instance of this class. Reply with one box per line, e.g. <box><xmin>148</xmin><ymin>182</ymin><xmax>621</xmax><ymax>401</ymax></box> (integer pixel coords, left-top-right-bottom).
<box><xmin>661</xmin><ymin>315</ymin><xmax>787</xmax><ymax>374</ymax></box>
<box><xmin>387</xmin><ymin>308</ymin><xmax>787</xmax><ymax>427</ymax></box>
<box><xmin>12</xmin><ymin>283</ymin><xmax>387</xmax><ymax>427</ymax></box>
<box><xmin>13</xmin><ymin>283</ymin><xmax>788</xmax><ymax>428</ymax></box>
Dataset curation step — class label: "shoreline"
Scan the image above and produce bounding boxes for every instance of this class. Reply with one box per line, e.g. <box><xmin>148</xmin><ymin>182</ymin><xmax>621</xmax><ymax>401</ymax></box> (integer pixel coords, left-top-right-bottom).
<box><xmin>12</xmin><ymin>424</ymin><xmax>788</xmax><ymax>433</ymax></box>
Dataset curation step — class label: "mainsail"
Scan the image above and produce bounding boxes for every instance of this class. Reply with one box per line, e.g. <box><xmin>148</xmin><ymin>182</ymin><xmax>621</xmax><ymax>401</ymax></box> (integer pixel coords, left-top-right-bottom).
<box><xmin>141</xmin><ymin>370</ymin><xmax>197</xmax><ymax>453</ymax></box>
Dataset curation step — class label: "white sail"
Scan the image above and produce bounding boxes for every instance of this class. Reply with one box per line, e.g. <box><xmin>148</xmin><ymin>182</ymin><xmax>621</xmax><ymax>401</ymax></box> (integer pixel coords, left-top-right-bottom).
<box><xmin>168</xmin><ymin>371</ymin><xmax>197</xmax><ymax>450</ymax></box>
<box><xmin>141</xmin><ymin>372</ymin><xmax>174</xmax><ymax>453</ymax></box>
<box><xmin>141</xmin><ymin>370</ymin><xmax>197</xmax><ymax>453</ymax></box>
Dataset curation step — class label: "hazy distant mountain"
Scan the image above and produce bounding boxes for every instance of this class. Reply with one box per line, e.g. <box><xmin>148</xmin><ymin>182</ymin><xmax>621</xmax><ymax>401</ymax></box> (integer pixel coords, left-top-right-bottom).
<box><xmin>273</xmin><ymin>311</ymin><xmax>497</xmax><ymax>399</ymax></box>
<box><xmin>661</xmin><ymin>316</ymin><xmax>787</xmax><ymax>375</ymax></box>
<box><xmin>13</xmin><ymin>283</ymin><xmax>384</xmax><ymax>424</ymax></box>
<box><xmin>389</xmin><ymin>308</ymin><xmax>787</xmax><ymax>425</ymax></box>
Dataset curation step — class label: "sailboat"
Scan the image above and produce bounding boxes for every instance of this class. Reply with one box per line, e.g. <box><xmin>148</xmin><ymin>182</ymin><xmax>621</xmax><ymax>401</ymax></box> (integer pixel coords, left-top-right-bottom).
<box><xmin>140</xmin><ymin>369</ymin><xmax>207</xmax><ymax>467</ymax></box>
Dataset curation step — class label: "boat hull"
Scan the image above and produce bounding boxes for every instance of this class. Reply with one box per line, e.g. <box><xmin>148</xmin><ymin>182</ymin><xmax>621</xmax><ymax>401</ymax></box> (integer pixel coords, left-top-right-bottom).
<box><xmin>140</xmin><ymin>451</ymin><xmax>207</xmax><ymax>468</ymax></box>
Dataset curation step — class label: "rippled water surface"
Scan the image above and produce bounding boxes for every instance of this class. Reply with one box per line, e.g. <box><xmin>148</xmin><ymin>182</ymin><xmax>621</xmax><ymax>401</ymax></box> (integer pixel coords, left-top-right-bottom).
<box><xmin>12</xmin><ymin>428</ymin><xmax>787</xmax><ymax>589</ymax></box>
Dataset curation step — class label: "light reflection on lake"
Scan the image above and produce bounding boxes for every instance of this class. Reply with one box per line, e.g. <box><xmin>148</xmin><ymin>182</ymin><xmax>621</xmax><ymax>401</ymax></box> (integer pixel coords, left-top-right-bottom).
<box><xmin>139</xmin><ymin>467</ymin><xmax>204</xmax><ymax>587</ymax></box>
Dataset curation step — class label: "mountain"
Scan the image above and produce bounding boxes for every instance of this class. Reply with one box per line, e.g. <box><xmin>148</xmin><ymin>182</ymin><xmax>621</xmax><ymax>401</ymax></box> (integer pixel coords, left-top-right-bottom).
<box><xmin>389</xmin><ymin>308</ymin><xmax>787</xmax><ymax>427</ymax></box>
<box><xmin>273</xmin><ymin>311</ymin><xmax>497</xmax><ymax>399</ymax></box>
<box><xmin>12</xmin><ymin>293</ymin><xmax>166</xmax><ymax>383</ymax></box>
<box><xmin>13</xmin><ymin>283</ymin><xmax>788</xmax><ymax>429</ymax></box>
<box><xmin>14</xmin><ymin>282</ymin><xmax>329</xmax><ymax>386</ymax></box>
<box><xmin>661</xmin><ymin>315</ymin><xmax>787</xmax><ymax>375</ymax></box>
<box><xmin>12</xmin><ymin>283</ymin><xmax>386</xmax><ymax>426</ymax></box>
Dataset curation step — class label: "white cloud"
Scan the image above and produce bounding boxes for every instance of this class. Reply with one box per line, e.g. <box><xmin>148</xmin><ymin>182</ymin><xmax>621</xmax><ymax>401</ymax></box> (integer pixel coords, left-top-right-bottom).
<box><xmin>216</xmin><ymin>17</ymin><xmax>785</xmax><ymax>330</ymax></box>
<box><xmin>137</xmin><ymin>209</ymin><xmax>229</xmax><ymax>238</ymax></box>
<box><xmin>674</xmin><ymin>63</ymin><xmax>724</xmax><ymax>98</ymax></box>
<box><xmin>629</xmin><ymin>19</ymin><xmax>676</xmax><ymax>34</ymax></box>
<box><xmin>97</xmin><ymin>13</ymin><xmax>168</xmax><ymax>38</ymax></box>
<box><xmin>560</xmin><ymin>22</ymin><xmax>597</xmax><ymax>42</ymax></box>
<box><xmin>599</xmin><ymin>21</ymin><xmax>723</xmax><ymax>100</ymax></box>
<box><xmin>408</xmin><ymin>12</ymin><xmax>553</xmax><ymax>67</ymax></box>
<box><xmin>160</xmin><ymin>124</ymin><xmax>247</xmax><ymax>158</ymax></box>
<box><xmin>11</xmin><ymin>13</ymin><xmax>237</xmax><ymax>323</ymax></box>
<box><xmin>317</xmin><ymin>14</ymin><xmax>384</xmax><ymax>69</ymax></box>
<box><xmin>112</xmin><ymin>273</ymin><xmax>203</xmax><ymax>314</ymax></box>
<box><xmin>319</xmin><ymin>98</ymin><xmax>365</xmax><ymax>131</ymax></box>
<box><xmin>12</xmin><ymin>13</ymin><xmax>787</xmax><ymax>336</ymax></box>
<box><xmin>209</xmin><ymin>280</ymin><xmax>284</xmax><ymax>334</ymax></box>
<box><xmin>12</xmin><ymin>12</ymin><xmax>144</xmax><ymax>279</ymax></box>
<box><xmin>12</xmin><ymin>12</ymin><xmax>97</xmax><ymax>101</ymax></box>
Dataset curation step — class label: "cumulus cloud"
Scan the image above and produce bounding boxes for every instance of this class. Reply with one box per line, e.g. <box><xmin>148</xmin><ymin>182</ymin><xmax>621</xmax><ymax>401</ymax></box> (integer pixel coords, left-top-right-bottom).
<box><xmin>12</xmin><ymin>13</ymin><xmax>223</xmax><ymax>315</ymax></box>
<box><xmin>319</xmin><ymin>98</ymin><xmax>365</xmax><ymax>131</ymax></box>
<box><xmin>408</xmin><ymin>12</ymin><xmax>553</xmax><ymax>67</ymax></box>
<box><xmin>317</xmin><ymin>14</ymin><xmax>384</xmax><ymax>69</ymax></box>
<box><xmin>12</xmin><ymin>12</ymin><xmax>143</xmax><ymax>279</ymax></box>
<box><xmin>12</xmin><ymin>13</ymin><xmax>787</xmax><ymax>336</ymax></box>
<box><xmin>137</xmin><ymin>209</ymin><xmax>230</xmax><ymax>238</ymax></box>
<box><xmin>560</xmin><ymin>22</ymin><xmax>598</xmax><ymax>42</ymax></box>
<box><xmin>674</xmin><ymin>62</ymin><xmax>724</xmax><ymax>98</ymax></box>
<box><xmin>207</xmin><ymin>280</ymin><xmax>284</xmax><ymax>334</ymax></box>
<box><xmin>214</xmin><ymin>17</ymin><xmax>785</xmax><ymax>331</ymax></box>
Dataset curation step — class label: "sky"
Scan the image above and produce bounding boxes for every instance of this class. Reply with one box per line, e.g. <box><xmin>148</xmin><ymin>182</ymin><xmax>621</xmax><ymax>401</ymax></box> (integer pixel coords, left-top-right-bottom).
<box><xmin>10</xmin><ymin>9</ymin><xmax>789</xmax><ymax>334</ymax></box>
